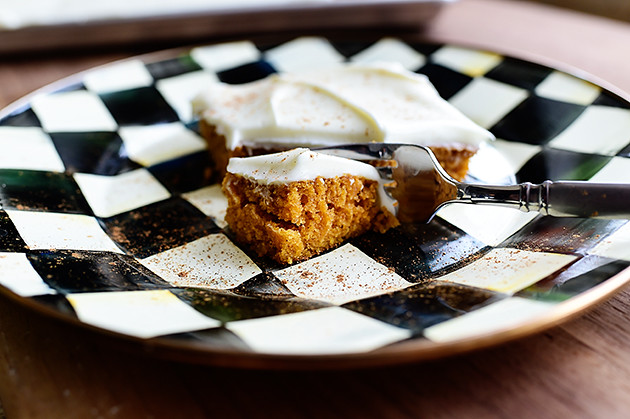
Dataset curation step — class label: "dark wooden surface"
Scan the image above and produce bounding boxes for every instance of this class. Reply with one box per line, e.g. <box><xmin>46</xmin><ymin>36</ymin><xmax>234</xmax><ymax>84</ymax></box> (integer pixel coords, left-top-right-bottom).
<box><xmin>2</xmin><ymin>1</ymin><xmax>630</xmax><ymax>417</ymax></box>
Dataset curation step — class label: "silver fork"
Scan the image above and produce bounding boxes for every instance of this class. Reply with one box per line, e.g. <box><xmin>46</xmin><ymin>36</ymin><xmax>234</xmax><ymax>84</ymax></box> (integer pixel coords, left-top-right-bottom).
<box><xmin>318</xmin><ymin>143</ymin><xmax>630</xmax><ymax>223</ymax></box>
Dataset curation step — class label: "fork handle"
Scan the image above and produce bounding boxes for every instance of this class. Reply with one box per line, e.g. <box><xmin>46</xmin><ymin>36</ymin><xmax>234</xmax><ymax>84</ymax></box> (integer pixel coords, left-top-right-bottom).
<box><xmin>460</xmin><ymin>181</ymin><xmax>630</xmax><ymax>218</ymax></box>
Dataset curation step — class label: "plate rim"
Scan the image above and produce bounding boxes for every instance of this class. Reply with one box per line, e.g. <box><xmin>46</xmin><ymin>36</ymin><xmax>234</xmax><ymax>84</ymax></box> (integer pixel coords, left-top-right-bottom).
<box><xmin>1</xmin><ymin>264</ymin><xmax>628</xmax><ymax>370</ymax></box>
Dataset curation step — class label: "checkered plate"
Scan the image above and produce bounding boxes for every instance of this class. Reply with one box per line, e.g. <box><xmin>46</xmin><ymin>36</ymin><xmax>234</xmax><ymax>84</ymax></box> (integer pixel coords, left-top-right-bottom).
<box><xmin>2</xmin><ymin>37</ymin><xmax>630</xmax><ymax>369</ymax></box>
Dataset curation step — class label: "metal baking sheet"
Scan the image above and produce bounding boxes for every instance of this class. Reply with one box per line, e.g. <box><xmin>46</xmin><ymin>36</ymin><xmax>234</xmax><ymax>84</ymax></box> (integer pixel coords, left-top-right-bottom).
<box><xmin>0</xmin><ymin>0</ymin><xmax>451</xmax><ymax>55</ymax></box>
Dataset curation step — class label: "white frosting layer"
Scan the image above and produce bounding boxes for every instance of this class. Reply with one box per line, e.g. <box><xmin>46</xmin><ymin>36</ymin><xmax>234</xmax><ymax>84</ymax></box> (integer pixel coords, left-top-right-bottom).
<box><xmin>226</xmin><ymin>148</ymin><xmax>395</xmax><ymax>213</ymax></box>
<box><xmin>193</xmin><ymin>62</ymin><xmax>494</xmax><ymax>150</ymax></box>
<box><xmin>227</xmin><ymin>148</ymin><xmax>379</xmax><ymax>183</ymax></box>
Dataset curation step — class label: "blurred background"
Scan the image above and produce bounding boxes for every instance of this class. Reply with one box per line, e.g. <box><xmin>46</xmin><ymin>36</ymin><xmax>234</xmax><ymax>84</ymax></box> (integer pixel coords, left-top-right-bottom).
<box><xmin>526</xmin><ymin>0</ymin><xmax>630</xmax><ymax>21</ymax></box>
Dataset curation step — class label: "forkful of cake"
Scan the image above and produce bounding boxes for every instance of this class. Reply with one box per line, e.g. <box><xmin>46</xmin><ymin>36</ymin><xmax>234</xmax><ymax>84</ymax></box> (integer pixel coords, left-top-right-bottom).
<box><xmin>318</xmin><ymin>143</ymin><xmax>630</xmax><ymax>224</ymax></box>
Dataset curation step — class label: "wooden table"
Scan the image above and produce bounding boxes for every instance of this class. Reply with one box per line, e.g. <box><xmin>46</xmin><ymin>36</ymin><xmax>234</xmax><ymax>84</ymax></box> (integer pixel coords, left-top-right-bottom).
<box><xmin>2</xmin><ymin>0</ymin><xmax>630</xmax><ymax>417</ymax></box>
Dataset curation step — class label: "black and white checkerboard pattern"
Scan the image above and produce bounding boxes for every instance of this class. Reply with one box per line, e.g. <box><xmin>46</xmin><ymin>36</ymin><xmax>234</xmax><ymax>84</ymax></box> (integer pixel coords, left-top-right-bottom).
<box><xmin>1</xmin><ymin>37</ymin><xmax>630</xmax><ymax>356</ymax></box>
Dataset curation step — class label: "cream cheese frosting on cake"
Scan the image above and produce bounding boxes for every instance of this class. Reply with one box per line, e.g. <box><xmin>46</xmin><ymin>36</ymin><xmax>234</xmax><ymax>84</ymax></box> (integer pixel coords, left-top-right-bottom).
<box><xmin>192</xmin><ymin>61</ymin><xmax>494</xmax><ymax>151</ymax></box>
<box><xmin>227</xmin><ymin>147</ymin><xmax>380</xmax><ymax>184</ymax></box>
<box><xmin>226</xmin><ymin>147</ymin><xmax>395</xmax><ymax>213</ymax></box>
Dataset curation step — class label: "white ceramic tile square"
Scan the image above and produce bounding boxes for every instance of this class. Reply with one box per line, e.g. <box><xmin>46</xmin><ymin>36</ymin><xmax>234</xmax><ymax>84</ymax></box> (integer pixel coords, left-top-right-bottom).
<box><xmin>82</xmin><ymin>59</ymin><xmax>154</xmax><ymax>94</ymax></box>
<box><xmin>535</xmin><ymin>71</ymin><xmax>601</xmax><ymax>105</ymax></box>
<box><xmin>0</xmin><ymin>126</ymin><xmax>65</xmax><ymax>172</ymax></box>
<box><xmin>6</xmin><ymin>210</ymin><xmax>122</xmax><ymax>253</ymax></box>
<box><xmin>0</xmin><ymin>252</ymin><xmax>56</xmax><ymax>297</ymax></box>
<box><xmin>490</xmin><ymin>139</ymin><xmax>542</xmax><ymax>174</ymax></box>
<box><xmin>264</xmin><ymin>37</ymin><xmax>345</xmax><ymax>73</ymax></box>
<box><xmin>190</xmin><ymin>41</ymin><xmax>261</xmax><ymax>73</ymax></box>
<box><xmin>74</xmin><ymin>169</ymin><xmax>171</xmax><ymax>218</ymax></box>
<box><xmin>349</xmin><ymin>37</ymin><xmax>425</xmax><ymax>70</ymax></box>
<box><xmin>449</xmin><ymin>77</ymin><xmax>528</xmax><ymax>129</ymax></box>
<box><xmin>438</xmin><ymin>247</ymin><xmax>577</xmax><ymax>294</ymax></box>
<box><xmin>437</xmin><ymin>205</ymin><xmax>539</xmax><ymax>247</ymax></box>
<box><xmin>431</xmin><ymin>45</ymin><xmax>502</xmax><ymax>77</ymax></box>
<box><xmin>274</xmin><ymin>244</ymin><xmax>413</xmax><ymax>305</ymax></box>
<box><xmin>226</xmin><ymin>306</ymin><xmax>411</xmax><ymax>355</ymax></box>
<box><xmin>589</xmin><ymin>222</ymin><xmax>630</xmax><ymax>262</ymax></box>
<box><xmin>423</xmin><ymin>297</ymin><xmax>555</xmax><ymax>342</ymax></box>
<box><xmin>67</xmin><ymin>290</ymin><xmax>221</xmax><ymax>339</ymax></box>
<box><xmin>118</xmin><ymin>122</ymin><xmax>206</xmax><ymax>167</ymax></box>
<box><xmin>589</xmin><ymin>157</ymin><xmax>630</xmax><ymax>183</ymax></box>
<box><xmin>30</xmin><ymin>90</ymin><xmax>118</xmax><ymax>132</ymax></box>
<box><xmin>181</xmin><ymin>184</ymin><xmax>227</xmax><ymax>228</ymax></box>
<box><xmin>155</xmin><ymin>70</ymin><xmax>218</xmax><ymax>122</ymax></box>
<box><xmin>548</xmin><ymin>105</ymin><xmax>630</xmax><ymax>155</ymax></box>
<box><xmin>140</xmin><ymin>234</ymin><xmax>261</xmax><ymax>289</ymax></box>
<box><xmin>467</xmin><ymin>142</ymin><xmax>521</xmax><ymax>184</ymax></box>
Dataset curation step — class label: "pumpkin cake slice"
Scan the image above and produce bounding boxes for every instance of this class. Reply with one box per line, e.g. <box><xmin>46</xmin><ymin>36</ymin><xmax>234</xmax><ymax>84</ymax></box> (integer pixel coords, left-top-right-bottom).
<box><xmin>222</xmin><ymin>148</ymin><xmax>398</xmax><ymax>265</ymax></box>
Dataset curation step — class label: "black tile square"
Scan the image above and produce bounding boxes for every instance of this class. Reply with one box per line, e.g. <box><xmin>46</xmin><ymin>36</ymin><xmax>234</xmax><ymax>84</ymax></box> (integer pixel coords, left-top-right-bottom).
<box><xmin>542</xmin><ymin>258</ymin><xmax>630</xmax><ymax>296</ymax></box>
<box><xmin>517</xmin><ymin>255</ymin><xmax>630</xmax><ymax>302</ymax></box>
<box><xmin>0</xmin><ymin>106</ymin><xmax>41</xmax><ymax>127</ymax></box>
<box><xmin>503</xmin><ymin>217</ymin><xmax>626</xmax><ymax>255</ymax></box>
<box><xmin>592</xmin><ymin>91</ymin><xmax>630</xmax><ymax>109</ymax></box>
<box><xmin>0</xmin><ymin>169</ymin><xmax>92</xmax><ymax>214</ymax></box>
<box><xmin>0</xmin><ymin>210</ymin><xmax>28</xmax><ymax>252</ymax></box>
<box><xmin>412</xmin><ymin>42</ymin><xmax>443</xmax><ymax>57</ymax></box>
<box><xmin>350</xmin><ymin>227</ymin><xmax>432</xmax><ymax>283</ymax></box>
<box><xmin>351</xmin><ymin>220</ymin><xmax>488</xmax><ymax>282</ymax></box>
<box><xmin>417</xmin><ymin>62</ymin><xmax>473</xmax><ymax>100</ymax></box>
<box><xmin>27</xmin><ymin>249</ymin><xmax>171</xmax><ymax>293</ymax></box>
<box><xmin>54</xmin><ymin>82</ymin><xmax>86</xmax><ymax>94</ymax></box>
<box><xmin>171</xmin><ymin>288</ymin><xmax>328</xmax><ymax>323</ymax></box>
<box><xmin>343</xmin><ymin>281</ymin><xmax>501</xmax><ymax>334</ymax></box>
<box><xmin>99</xmin><ymin>87</ymin><xmax>179</xmax><ymax>126</ymax></box>
<box><xmin>490</xmin><ymin>96</ymin><xmax>586</xmax><ymax>145</ymax></box>
<box><xmin>50</xmin><ymin>131</ymin><xmax>140</xmax><ymax>175</ymax></box>
<box><xmin>615</xmin><ymin>145</ymin><xmax>630</xmax><ymax>158</ymax></box>
<box><xmin>484</xmin><ymin>57</ymin><xmax>552</xmax><ymax>91</ymax></box>
<box><xmin>515</xmin><ymin>148</ymin><xmax>611</xmax><ymax>182</ymax></box>
<box><xmin>99</xmin><ymin>198</ymin><xmax>220</xmax><ymax>258</ymax></box>
<box><xmin>232</xmin><ymin>272</ymin><xmax>295</xmax><ymax>297</ymax></box>
<box><xmin>332</xmin><ymin>40</ymin><xmax>376</xmax><ymax>58</ymax></box>
<box><xmin>31</xmin><ymin>294</ymin><xmax>77</xmax><ymax>316</ymax></box>
<box><xmin>255</xmin><ymin>40</ymin><xmax>287</xmax><ymax>53</ymax></box>
<box><xmin>145</xmin><ymin>55</ymin><xmax>203</xmax><ymax>80</ymax></box>
<box><xmin>147</xmin><ymin>150</ymin><xmax>213</xmax><ymax>194</ymax></box>
<box><xmin>163</xmin><ymin>327</ymin><xmax>250</xmax><ymax>350</ymax></box>
<box><xmin>217</xmin><ymin>60</ymin><xmax>277</xmax><ymax>84</ymax></box>
<box><xmin>185</xmin><ymin>119</ymin><xmax>200</xmax><ymax>134</ymax></box>
<box><xmin>408</xmin><ymin>220</ymin><xmax>489</xmax><ymax>275</ymax></box>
